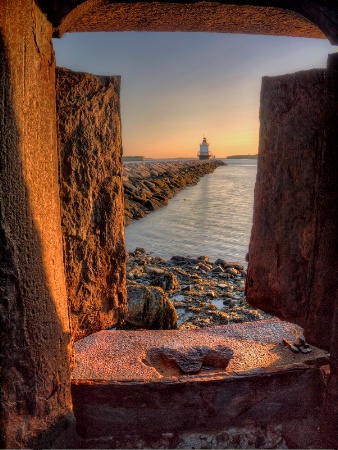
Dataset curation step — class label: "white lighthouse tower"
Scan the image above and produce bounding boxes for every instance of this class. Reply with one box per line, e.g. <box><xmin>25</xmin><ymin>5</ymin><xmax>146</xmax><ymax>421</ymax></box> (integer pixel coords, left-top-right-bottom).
<box><xmin>198</xmin><ymin>135</ymin><xmax>212</xmax><ymax>160</ymax></box>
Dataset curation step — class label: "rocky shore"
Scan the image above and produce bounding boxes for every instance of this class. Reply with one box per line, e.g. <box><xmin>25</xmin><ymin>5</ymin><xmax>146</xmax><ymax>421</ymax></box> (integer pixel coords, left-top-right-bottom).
<box><xmin>123</xmin><ymin>159</ymin><xmax>225</xmax><ymax>225</ymax></box>
<box><xmin>122</xmin><ymin>248</ymin><xmax>272</xmax><ymax>330</ymax></box>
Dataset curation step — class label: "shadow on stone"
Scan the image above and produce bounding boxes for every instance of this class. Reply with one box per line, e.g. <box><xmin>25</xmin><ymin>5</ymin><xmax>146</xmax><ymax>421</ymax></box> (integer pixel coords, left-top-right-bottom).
<box><xmin>0</xmin><ymin>30</ymin><xmax>72</xmax><ymax>448</ymax></box>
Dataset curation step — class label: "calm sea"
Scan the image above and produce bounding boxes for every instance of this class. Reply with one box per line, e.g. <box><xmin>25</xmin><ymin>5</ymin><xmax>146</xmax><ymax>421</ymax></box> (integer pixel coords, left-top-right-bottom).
<box><xmin>124</xmin><ymin>159</ymin><xmax>257</xmax><ymax>265</ymax></box>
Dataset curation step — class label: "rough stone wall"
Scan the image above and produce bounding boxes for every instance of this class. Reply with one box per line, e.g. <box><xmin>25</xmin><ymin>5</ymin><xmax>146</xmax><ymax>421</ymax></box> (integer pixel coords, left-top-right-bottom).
<box><xmin>50</xmin><ymin>2</ymin><xmax>325</xmax><ymax>40</ymax></box>
<box><xmin>246</xmin><ymin>56</ymin><xmax>338</xmax><ymax>353</ymax></box>
<box><xmin>320</xmin><ymin>55</ymin><xmax>338</xmax><ymax>449</ymax></box>
<box><xmin>0</xmin><ymin>2</ymin><xmax>73</xmax><ymax>448</ymax></box>
<box><xmin>56</xmin><ymin>68</ymin><xmax>127</xmax><ymax>342</ymax></box>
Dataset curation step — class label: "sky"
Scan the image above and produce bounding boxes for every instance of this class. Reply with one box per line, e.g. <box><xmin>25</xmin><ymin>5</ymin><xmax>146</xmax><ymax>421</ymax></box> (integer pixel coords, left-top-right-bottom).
<box><xmin>53</xmin><ymin>32</ymin><xmax>336</xmax><ymax>158</ymax></box>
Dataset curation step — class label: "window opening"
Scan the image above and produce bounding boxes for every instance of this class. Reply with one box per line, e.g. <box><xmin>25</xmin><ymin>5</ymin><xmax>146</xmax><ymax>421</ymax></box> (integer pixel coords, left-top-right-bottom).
<box><xmin>53</xmin><ymin>31</ymin><xmax>333</xmax><ymax>331</ymax></box>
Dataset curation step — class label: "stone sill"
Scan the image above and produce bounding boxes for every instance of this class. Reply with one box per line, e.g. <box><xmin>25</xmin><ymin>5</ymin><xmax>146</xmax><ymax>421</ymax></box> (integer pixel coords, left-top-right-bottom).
<box><xmin>70</xmin><ymin>319</ymin><xmax>329</xmax><ymax>447</ymax></box>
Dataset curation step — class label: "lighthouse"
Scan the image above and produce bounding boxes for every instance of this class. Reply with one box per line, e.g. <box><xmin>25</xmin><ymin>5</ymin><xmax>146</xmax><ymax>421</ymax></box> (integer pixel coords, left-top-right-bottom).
<box><xmin>198</xmin><ymin>135</ymin><xmax>212</xmax><ymax>160</ymax></box>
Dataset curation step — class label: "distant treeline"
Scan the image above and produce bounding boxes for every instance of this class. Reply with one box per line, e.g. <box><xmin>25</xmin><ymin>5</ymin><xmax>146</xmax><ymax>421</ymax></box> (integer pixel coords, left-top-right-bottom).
<box><xmin>226</xmin><ymin>154</ymin><xmax>258</xmax><ymax>159</ymax></box>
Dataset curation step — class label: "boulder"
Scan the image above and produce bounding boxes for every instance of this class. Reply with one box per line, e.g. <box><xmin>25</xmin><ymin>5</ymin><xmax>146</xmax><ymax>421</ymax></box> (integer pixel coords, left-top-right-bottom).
<box><xmin>134</xmin><ymin>247</ymin><xmax>147</xmax><ymax>255</ymax></box>
<box><xmin>171</xmin><ymin>255</ymin><xmax>188</xmax><ymax>262</ymax></box>
<box><xmin>127</xmin><ymin>284</ymin><xmax>178</xmax><ymax>329</ymax></box>
<box><xmin>215</xmin><ymin>259</ymin><xmax>244</xmax><ymax>271</ymax></box>
<box><xmin>127</xmin><ymin>267</ymin><xmax>145</xmax><ymax>280</ymax></box>
<box><xmin>150</xmin><ymin>271</ymin><xmax>181</xmax><ymax>291</ymax></box>
<box><xmin>197</xmin><ymin>255</ymin><xmax>210</xmax><ymax>263</ymax></box>
<box><xmin>145</xmin><ymin>266</ymin><xmax>165</xmax><ymax>276</ymax></box>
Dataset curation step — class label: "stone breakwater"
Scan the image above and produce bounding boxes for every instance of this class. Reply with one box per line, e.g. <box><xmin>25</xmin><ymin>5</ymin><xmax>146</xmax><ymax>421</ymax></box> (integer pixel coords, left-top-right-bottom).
<box><xmin>123</xmin><ymin>159</ymin><xmax>225</xmax><ymax>225</ymax></box>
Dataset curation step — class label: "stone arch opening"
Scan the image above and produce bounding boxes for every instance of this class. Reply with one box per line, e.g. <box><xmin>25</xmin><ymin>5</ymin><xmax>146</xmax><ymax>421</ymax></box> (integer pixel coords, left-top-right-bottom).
<box><xmin>51</xmin><ymin>5</ymin><xmax>336</xmax><ymax>440</ymax></box>
<box><xmin>39</xmin><ymin>1</ymin><xmax>337</xmax><ymax>43</ymax></box>
<box><xmin>55</xmin><ymin>24</ymin><xmax>337</xmax><ymax>449</ymax></box>
<box><xmin>54</xmin><ymin>28</ymin><xmax>334</xmax><ymax>340</ymax></box>
<box><xmin>1</xmin><ymin>1</ymin><xmax>338</xmax><ymax>448</ymax></box>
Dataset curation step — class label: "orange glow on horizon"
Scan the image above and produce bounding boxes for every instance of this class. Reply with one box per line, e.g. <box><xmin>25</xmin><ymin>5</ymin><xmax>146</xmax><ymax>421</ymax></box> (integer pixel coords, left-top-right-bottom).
<box><xmin>122</xmin><ymin>119</ymin><xmax>260</xmax><ymax>159</ymax></box>
<box><xmin>54</xmin><ymin>32</ymin><xmax>335</xmax><ymax>162</ymax></box>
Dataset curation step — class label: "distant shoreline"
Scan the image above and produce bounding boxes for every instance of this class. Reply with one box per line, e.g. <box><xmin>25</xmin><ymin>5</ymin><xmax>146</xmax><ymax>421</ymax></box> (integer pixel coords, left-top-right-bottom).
<box><xmin>226</xmin><ymin>154</ymin><xmax>258</xmax><ymax>159</ymax></box>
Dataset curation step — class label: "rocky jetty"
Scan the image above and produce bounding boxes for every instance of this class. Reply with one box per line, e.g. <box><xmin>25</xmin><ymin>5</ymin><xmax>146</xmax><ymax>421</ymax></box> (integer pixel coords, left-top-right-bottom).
<box><xmin>123</xmin><ymin>248</ymin><xmax>271</xmax><ymax>330</ymax></box>
<box><xmin>123</xmin><ymin>159</ymin><xmax>225</xmax><ymax>225</ymax></box>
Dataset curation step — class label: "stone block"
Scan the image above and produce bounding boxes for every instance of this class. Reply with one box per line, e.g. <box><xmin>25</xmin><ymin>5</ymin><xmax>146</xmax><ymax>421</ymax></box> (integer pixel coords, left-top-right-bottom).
<box><xmin>71</xmin><ymin>320</ymin><xmax>328</xmax><ymax>447</ymax></box>
<box><xmin>246</xmin><ymin>56</ymin><xmax>338</xmax><ymax>352</ymax></box>
<box><xmin>0</xmin><ymin>2</ymin><xmax>72</xmax><ymax>447</ymax></box>
<box><xmin>56</xmin><ymin>68</ymin><xmax>127</xmax><ymax>341</ymax></box>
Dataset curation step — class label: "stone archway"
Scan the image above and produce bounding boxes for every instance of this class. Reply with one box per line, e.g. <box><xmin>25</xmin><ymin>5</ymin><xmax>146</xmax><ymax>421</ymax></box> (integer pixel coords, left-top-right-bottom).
<box><xmin>38</xmin><ymin>0</ymin><xmax>337</xmax><ymax>43</ymax></box>
<box><xmin>1</xmin><ymin>1</ymin><xmax>338</xmax><ymax>447</ymax></box>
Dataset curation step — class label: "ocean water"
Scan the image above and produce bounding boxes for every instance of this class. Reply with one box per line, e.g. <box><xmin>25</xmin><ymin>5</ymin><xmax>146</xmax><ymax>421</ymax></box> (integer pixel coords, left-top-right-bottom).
<box><xmin>124</xmin><ymin>159</ymin><xmax>257</xmax><ymax>265</ymax></box>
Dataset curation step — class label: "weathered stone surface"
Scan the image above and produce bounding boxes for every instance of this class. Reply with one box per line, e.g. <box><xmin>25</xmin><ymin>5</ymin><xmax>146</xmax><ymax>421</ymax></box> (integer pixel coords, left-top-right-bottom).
<box><xmin>0</xmin><ymin>2</ymin><xmax>72</xmax><ymax>448</ymax></box>
<box><xmin>123</xmin><ymin>160</ymin><xmax>225</xmax><ymax>225</ymax></box>
<box><xmin>320</xmin><ymin>289</ymin><xmax>338</xmax><ymax>448</ymax></box>
<box><xmin>56</xmin><ymin>68</ymin><xmax>127</xmax><ymax>342</ymax></box>
<box><xmin>127</xmin><ymin>284</ymin><xmax>178</xmax><ymax>329</ymax></box>
<box><xmin>246</xmin><ymin>56</ymin><xmax>338</xmax><ymax>352</ymax></box>
<box><xmin>42</xmin><ymin>1</ymin><xmax>328</xmax><ymax>41</ymax></box>
<box><xmin>72</xmin><ymin>319</ymin><xmax>329</xmax><ymax>381</ymax></box>
<box><xmin>71</xmin><ymin>320</ymin><xmax>328</xmax><ymax>447</ymax></box>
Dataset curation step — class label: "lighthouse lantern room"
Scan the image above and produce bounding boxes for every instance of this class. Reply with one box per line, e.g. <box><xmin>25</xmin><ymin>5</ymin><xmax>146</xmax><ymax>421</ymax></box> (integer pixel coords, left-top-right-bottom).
<box><xmin>198</xmin><ymin>135</ymin><xmax>212</xmax><ymax>160</ymax></box>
